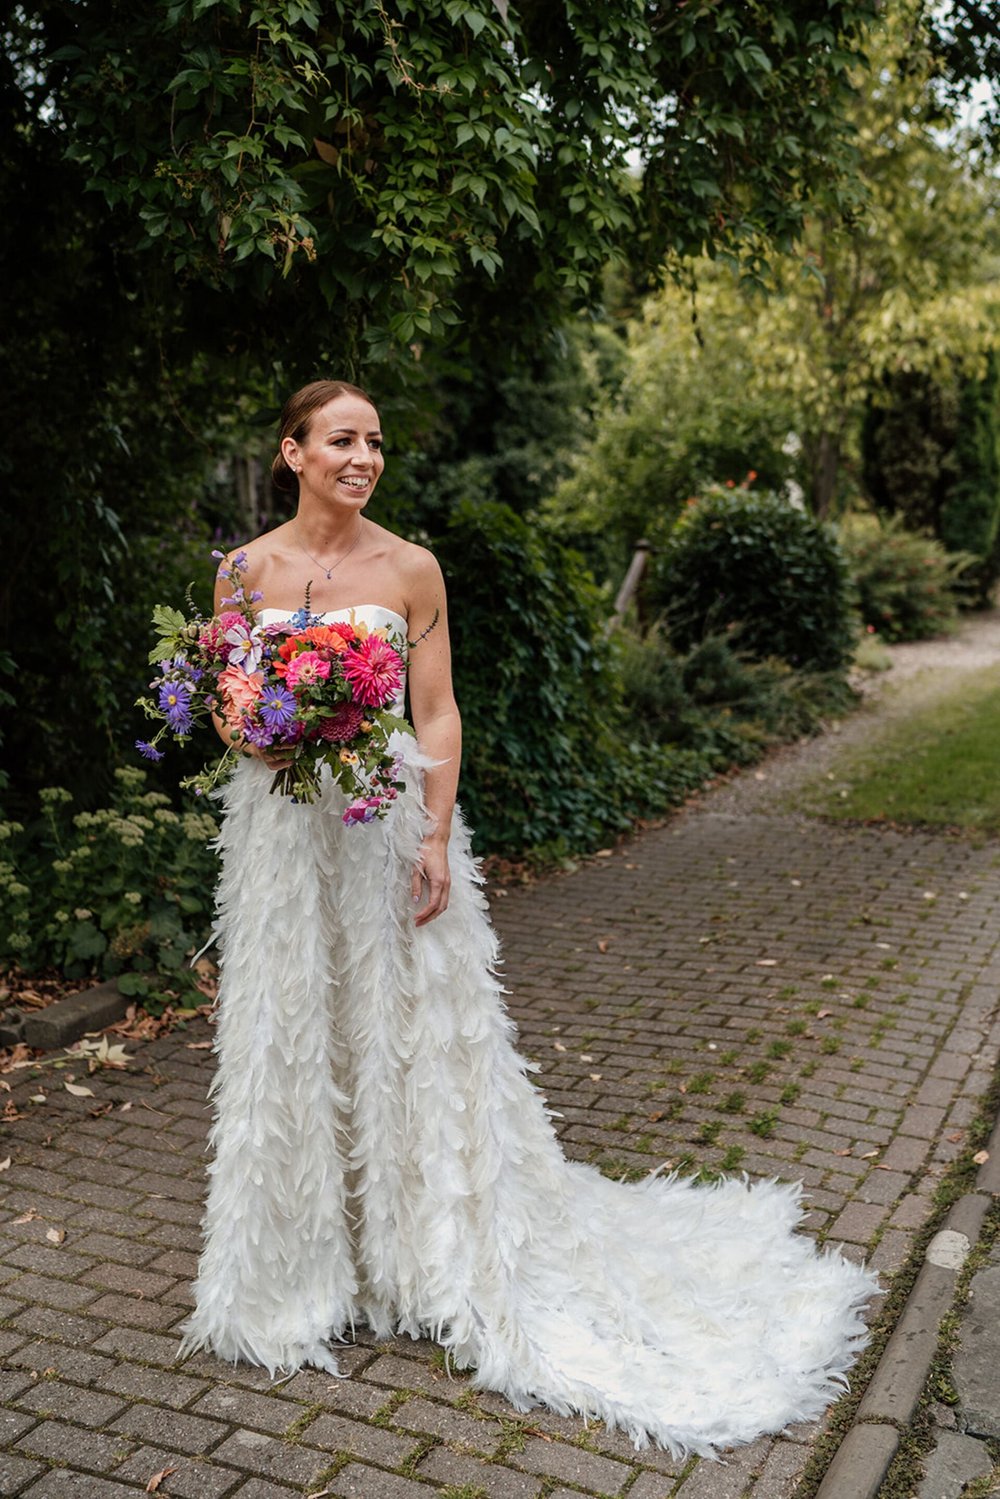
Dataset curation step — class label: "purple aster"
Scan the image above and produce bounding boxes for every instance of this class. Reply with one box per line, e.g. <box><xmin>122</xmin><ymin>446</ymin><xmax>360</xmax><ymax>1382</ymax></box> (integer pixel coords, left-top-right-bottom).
<box><xmin>241</xmin><ymin>719</ymin><xmax>274</xmax><ymax>748</ymax></box>
<box><xmin>259</xmin><ymin>684</ymin><xmax>297</xmax><ymax>732</ymax></box>
<box><xmin>158</xmin><ymin>680</ymin><xmax>194</xmax><ymax>733</ymax></box>
<box><xmin>135</xmin><ymin>739</ymin><xmax>165</xmax><ymax>762</ymax></box>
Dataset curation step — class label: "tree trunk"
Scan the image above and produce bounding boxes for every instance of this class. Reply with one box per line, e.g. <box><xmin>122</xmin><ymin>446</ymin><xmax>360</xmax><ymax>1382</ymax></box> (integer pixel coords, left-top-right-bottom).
<box><xmin>812</xmin><ymin>430</ymin><xmax>841</xmax><ymax>518</ymax></box>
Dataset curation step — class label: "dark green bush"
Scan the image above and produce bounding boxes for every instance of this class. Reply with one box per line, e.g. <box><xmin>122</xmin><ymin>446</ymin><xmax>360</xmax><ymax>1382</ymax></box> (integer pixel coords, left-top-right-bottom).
<box><xmin>431</xmin><ymin>497</ymin><xmax>709</xmax><ymax>857</ymax></box>
<box><xmin>939</xmin><ymin>356</ymin><xmax>1000</xmax><ymax>603</ymax></box>
<box><xmin>618</xmin><ymin>629</ymin><xmax>855</xmax><ymax>767</ymax></box>
<box><xmin>861</xmin><ymin>359</ymin><xmax>1000</xmax><ymax>605</ymax></box>
<box><xmin>840</xmin><ymin>516</ymin><xmax>971</xmax><ymax>642</ymax></box>
<box><xmin>1</xmin><ymin>769</ymin><xmax>218</xmax><ymax>1013</ymax></box>
<box><xmin>648</xmin><ymin>486</ymin><xmax>856</xmax><ymax>671</ymax></box>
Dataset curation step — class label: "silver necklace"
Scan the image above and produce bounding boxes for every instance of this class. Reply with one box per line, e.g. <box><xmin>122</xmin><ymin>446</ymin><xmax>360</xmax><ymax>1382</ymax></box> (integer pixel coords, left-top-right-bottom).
<box><xmin>295</xmin><ymin>520</ymin><xmax>365</xmax><ymax>581</ymax></box>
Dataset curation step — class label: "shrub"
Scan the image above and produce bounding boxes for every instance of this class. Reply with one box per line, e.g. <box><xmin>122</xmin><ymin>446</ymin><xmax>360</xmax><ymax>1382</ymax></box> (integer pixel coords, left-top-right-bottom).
<box><xmin>648</xmin><ymin>486</ymin><xmax>856</xmax><ymax>671</ymax></box>
<box><xmin>939</xmin><ymin>355</ymin><xmax>1000</xmax><ymax>604</ymax></box>
<box><xmin>430</xmin><ymin>497</ymin><xmax>709</xmax><ymax>857</ymax></box>
<box><xmin>617</xmin><ymin>628</ymin><xmax>855</xmax><ymax>767</ymax></box>
<box><xmin>840</xmin><ymin>516</ymin><xmax>971</xmax><ymax>642</ymax></box>
<box><xmin>1</xmin><ymin>769</ymin><xmax>218</xmax><ymax>1012</ymax></box>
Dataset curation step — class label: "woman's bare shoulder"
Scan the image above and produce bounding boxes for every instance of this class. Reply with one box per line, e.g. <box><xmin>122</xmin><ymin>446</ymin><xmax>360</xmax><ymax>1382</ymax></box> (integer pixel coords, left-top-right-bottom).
<box><xmin>366</xmin><ymin>523</ymin><xmax>443</xmax><ymax>585</ymax></box>
<box><xmin>226</xmin><ymin>526</ymin><xmax>292</xmax><ymax>568</ymax></box>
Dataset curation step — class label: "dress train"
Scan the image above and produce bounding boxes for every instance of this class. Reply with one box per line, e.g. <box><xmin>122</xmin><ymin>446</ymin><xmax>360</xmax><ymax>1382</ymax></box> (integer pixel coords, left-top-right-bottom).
<box><xmin>179</xmin><ymin>736</ymin><xmax>876</xmax><ymax>1457</ymax></box>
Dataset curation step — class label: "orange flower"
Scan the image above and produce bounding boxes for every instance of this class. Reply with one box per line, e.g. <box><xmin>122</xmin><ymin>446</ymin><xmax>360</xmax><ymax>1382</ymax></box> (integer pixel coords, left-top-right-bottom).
<box><xmin>304</xmin><ymin>624</ymin><xmax>353</xmax><ymax>656</ymax></box>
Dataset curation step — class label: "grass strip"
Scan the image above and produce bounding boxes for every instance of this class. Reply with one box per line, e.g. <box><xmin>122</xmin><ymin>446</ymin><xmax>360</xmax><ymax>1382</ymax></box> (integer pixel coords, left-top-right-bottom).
<box><xmin>799</xmin><ymin>669</ymin><xmax>1000</xmax><ymax>831</ymax></box>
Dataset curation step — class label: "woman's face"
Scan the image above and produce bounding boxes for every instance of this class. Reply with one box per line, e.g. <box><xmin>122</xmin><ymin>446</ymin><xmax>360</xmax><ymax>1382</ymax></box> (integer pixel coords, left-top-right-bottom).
<box><xmin>284</xmin><ymin>394</ymin><xmax>385</xmax><ymax>511</ymax></box>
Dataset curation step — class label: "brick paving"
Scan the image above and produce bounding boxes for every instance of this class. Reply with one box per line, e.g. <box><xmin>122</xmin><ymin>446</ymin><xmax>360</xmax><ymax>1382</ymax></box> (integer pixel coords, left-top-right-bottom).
<box><xmin>3</xmin><ymin>778</ymin><xmax>1000</xmax><ymax>1494</ymax></box>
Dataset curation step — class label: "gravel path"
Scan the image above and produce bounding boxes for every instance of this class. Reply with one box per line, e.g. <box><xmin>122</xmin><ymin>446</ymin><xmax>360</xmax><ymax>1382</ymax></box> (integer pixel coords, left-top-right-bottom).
<box><xmin>704</xmin><ymin>609</ymin><xmax>1000</xmax><ymax>819</ymax></box>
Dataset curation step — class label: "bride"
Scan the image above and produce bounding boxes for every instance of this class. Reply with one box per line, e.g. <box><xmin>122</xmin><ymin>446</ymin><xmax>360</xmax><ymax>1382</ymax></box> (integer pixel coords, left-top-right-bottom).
<box><xmin>179</xmin><ymin>379</ymin><xmax>877</xmax><ymax>1457</ymax></box>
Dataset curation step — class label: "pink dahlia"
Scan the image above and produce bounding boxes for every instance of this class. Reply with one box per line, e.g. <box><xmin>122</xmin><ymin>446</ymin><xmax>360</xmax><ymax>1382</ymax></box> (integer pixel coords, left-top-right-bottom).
<box><xmin>341</xmin><ymin>636</ymin><xmax>404</xmax><ymax>708</ymax></box>
<box><xmin>283</xmin><ymin>650</ymin><xmax>331</xmax><ymax>689</ymax></box>
<box><xmin>318</xmin><ymin>702</ymin><xmax>366</xmax><ymax>743</ymax></box>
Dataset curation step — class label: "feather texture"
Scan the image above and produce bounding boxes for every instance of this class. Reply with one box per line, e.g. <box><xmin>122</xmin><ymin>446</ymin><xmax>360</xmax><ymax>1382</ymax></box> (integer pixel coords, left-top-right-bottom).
<box><xmin>179</xmin><ymin>622</ymin><xmax>877</xmax><ymax>1456</ymax></box>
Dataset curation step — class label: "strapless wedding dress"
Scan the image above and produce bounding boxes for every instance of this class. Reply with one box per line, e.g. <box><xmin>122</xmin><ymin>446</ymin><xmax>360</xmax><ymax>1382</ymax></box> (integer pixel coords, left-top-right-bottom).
<box><xmin>179</xmin><ymin>605</ymin><xmax>876</xmax><ymax>1457</ymax></box>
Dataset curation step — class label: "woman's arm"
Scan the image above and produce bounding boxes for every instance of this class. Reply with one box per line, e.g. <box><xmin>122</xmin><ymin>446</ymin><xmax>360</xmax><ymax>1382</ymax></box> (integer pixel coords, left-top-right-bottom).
<box><xmin>404</xmin><ymin>550</ymin><xmax>461</xmax><ymax>927</ymax></box>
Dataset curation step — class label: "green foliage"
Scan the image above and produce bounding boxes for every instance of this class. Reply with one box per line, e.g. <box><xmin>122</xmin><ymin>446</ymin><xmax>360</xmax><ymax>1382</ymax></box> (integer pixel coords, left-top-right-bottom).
<box><xmin>544</xmin><ymin>276</ymin><xmax>799</xmax><ymax>579</ymax></box>
<box><xmin>41</xmin><ymin>0</ymin><xmax>882</xmax><ymax>360</ymax></box>
<box><xmin>861</xmin><ymin>358</ymin><xmax>1000</xmax><ymax>603</ymax></box>
<box><xmin>0</xmin><ymin>770</ymin><xmax>219</xmax><ymax>1010</ymax></box>
<box><xmin>617</xmin><ymin>629</ymin><xmax>855</xmax><ymax>767</ymax></box>
<box><xmin>649</xmin><ymin>486</ymin><xmax>856</xmax><ymax>671</ymax></box>
<box><xmin>840</xmin><ymin>516</ymin><xmax>971</xmax><ymax>642</ymax></box>
<box><xmin>861</xmin><ymin>372</ymin><xmax>959</xmax><ymax>531</ymax></box>
<box><xmin>430</xmin><ymin>497</ymin><xmax>708</xmax><ymax>857</ymax></box>
<box><xmin>939</xmin><ymin>355</ymin><xmax>1000</xmax><ymax>601</ymax></box>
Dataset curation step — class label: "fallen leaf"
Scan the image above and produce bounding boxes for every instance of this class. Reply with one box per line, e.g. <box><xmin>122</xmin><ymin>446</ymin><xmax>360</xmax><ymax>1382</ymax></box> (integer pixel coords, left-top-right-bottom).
<box><xmin>579</xmin><ymin>1054</ymin><xmax>594</xmax><ymax>1063</ymax></box>
<box><xmin>946</xmin><ymin>1131</ymin><xmax>965</xmax><ymax>1143</ymax></box>
<box><xmin>119</xmin><ymin>1101</ymin><xmax>133</xmax><ymax>1112</ymax></box>
<box><xmin>595</xmin><ymin>849</ymin><xmax>613</xmax><ymax>859</ymax></box>
<box><xmin>12</xmin><ymin>1209</ymin><xmax>39</xmax><ymax>1224</ymax></box>
<box><xmin>873</xmin><ymin>1164</ymin><xmax>893</xmax><ymax>1171</ymax></box>
<box><xmin>648</xmin><ymin>1111</ymin><xmax>666</xmax><ymax>1122</ymax></box>
<box><xmin>861</xmin><ymin>1150</ymin><xmax>879</xmax><ymax>1159</ymax></box>
<box><xmin>597</xmin><ymin>939</ymin><xmax>610</xmax><ymax>953</ymax></box>
<box><xmin>0</xmin><ymin>1080</ymin><xmax>9</xmax><ymax>1091</ymax></box>
<box><xmin>756</xmin><ymin>959</ymin><xmax>778</xmax><ymax>967</ymax></box>
<box><xmin>0</xmin><ymin>1157</ymin><xmax>9</xmax><ymax>1171</ymax></box>
<box><xmin>974</xmin><ymin>1149</ymin><xmax>990</xmax><ymax>1165</ymax></box>
<box><xmin>64</xmin><ymin>1082</ymin><xmax>94</xmax><ymax>1097</ymax></box>
<box><xmin>146</xmin><ymin>1468</ymin><xmax>179</xmax><ymax>1493</ymax></box>
<box><xmin>835</xmin><ymin>1148</ymin><xmax>852</xmax><ymax>1156</ymax></box>
<box><xmin>184</xmin><ymin>1042</ymin><xmax>212</xmax><ymax>1051</ymax></box>
<box><xmin>45</xmin><ymin>1227</ymin><xmax>65</xmax><ymax>1244</ymax></box>
<box><xmin>817</xmin><ymin>1009</ymin><xmax>833</xmax><ymax>1019</ymax></box>
<box><xmin>76</xmin><ymin>1037</ymin><xmax>131</xmax><ymax>1070</ymax></box>
<box><xmin>552</xmin><ymin>1041</ymin><xmax>566</xmax><ymax>1052</ymax></box>
<box><xmin>588</xmin><ymin>1073</ymin><xmax>602</xmax><ymax>1082</ymax></box>
<box><xmin>29</xmin><ymin>1094</ymin><xmax>46</xmax><ymax>1104</ymax></box>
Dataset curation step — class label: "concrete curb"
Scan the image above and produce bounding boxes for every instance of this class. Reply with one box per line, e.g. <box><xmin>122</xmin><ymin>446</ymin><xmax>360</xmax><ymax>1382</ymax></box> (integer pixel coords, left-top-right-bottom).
<box><xmin>0</xmin><ymin>979</ymin><xmax>129</xmax><ymax>1051</ymax></box>
<box><xmin>815</xmin><ymin>1110</ymin><xmax>1000</xmax><ymax>1499</ymax></box>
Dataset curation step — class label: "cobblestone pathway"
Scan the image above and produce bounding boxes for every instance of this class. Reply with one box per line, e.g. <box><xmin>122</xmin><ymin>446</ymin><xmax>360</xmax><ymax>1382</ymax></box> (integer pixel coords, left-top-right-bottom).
<box><xmin>4</xmin><ymin>682</ymin><xmax>1000</xmax><ymax>1496</ymax></box>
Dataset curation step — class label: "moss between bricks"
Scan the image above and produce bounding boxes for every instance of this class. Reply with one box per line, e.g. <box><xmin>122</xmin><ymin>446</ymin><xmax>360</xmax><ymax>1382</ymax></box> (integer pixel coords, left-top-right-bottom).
<box><xmin>794</xmin><ymin>1060</ymin><xmax>1000</xmax><ymax>1499</ymax></box>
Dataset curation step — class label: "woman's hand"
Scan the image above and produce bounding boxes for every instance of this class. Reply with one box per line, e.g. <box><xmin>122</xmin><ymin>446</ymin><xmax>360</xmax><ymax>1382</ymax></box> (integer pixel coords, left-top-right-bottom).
<box><xmin>412</xmin><ymin>835</ymin><xmax>451</xmax><ymax>926</ymax></box>
<box><xmin>245</xmin><ymin>744</ymin><xmax>297</xmax><ymax>772</ymax></box>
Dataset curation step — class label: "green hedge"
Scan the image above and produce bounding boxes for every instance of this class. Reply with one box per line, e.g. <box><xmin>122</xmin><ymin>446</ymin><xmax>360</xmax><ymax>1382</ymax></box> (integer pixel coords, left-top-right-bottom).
<box><xmin>648</xmin><ymin>486</ymin><xmax>856</xmax><ymax>671</ymax></box>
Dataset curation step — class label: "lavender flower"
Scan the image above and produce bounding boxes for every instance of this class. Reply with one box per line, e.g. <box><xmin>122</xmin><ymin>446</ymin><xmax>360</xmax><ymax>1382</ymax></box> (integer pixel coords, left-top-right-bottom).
<box><xmin>241</xmin><ymin>719</ymin><xmax>273</xmax><ymax>748</ymax></box>
<box><xmin>260</xmin><ymin>685</ymin><xmax>297</xmax><ymax>732</ymax></box>
<box><xmin>135</xmin><ymin>739</ymin><xmax>165</xmax><ymax>762</ymax></box>
<box><xmin>158</xmin><ymin>680</ymin><xmax>193</xmax><ymax>733</ymax></box>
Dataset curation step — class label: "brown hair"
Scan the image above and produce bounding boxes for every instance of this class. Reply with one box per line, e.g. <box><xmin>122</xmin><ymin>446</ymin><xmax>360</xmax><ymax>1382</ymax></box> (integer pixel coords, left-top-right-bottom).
<box><xmin>270</xmin><ymin>379</ymin><xmax>377</xmax><ymax>497</ymax></box>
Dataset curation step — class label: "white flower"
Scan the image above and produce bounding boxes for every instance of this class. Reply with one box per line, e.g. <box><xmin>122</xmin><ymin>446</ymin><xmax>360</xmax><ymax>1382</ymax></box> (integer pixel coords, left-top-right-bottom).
<box><xmin>225</xmin><ymin>622</ymin><xmax>265</xmax><ymax>673</ymax></box>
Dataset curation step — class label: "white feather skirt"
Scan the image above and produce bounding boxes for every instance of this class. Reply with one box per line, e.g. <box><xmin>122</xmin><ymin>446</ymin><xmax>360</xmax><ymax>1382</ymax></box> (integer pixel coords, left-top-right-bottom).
<box><xmin>179</xmin><ymin>736</ymin><xmax>877</xmax><ymax>1457</ymax></box>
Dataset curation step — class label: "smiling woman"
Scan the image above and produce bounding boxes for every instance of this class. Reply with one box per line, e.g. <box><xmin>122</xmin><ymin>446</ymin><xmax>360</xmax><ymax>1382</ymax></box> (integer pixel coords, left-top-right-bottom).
<box><xmin>178</xmin><ymin>377</ymin><xmax>877</xmax><ymax>1456</ymax></box>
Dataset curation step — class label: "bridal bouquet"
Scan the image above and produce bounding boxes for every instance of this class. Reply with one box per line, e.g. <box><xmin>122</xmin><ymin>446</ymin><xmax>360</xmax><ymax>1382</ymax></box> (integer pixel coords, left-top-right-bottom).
<box><xmin>135</xmin><ymin>551</ymin><xmax>410</xmax><ymax>820</ymax></box>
